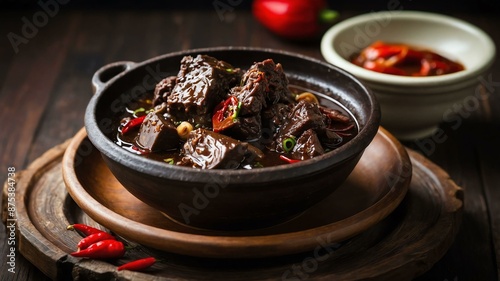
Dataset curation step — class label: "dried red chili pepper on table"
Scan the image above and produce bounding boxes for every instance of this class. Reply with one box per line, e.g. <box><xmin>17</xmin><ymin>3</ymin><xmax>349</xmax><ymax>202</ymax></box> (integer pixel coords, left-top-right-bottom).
<box><xmin>252</xmin><ymin>0</ymin><xmax>339</xmax><ymax>40</ymax></box>
<box><xmin>67</xmin><ymin>224</ymin><xmax>106</xmax><ymax>236</ymax></box>
<box><xmin>77</xmin><ymin>231</ymin><xmax>116</xmax><ymax>250</ymax></box>
<box><xmin>117</xmin><ymin>257</ymin><xmax>156</xmax><ymax>272</ymax></box>
<box><xmin>71</xmin><ymin>239</ymin><xmax>126</xmax><ymax>259</ymax></box>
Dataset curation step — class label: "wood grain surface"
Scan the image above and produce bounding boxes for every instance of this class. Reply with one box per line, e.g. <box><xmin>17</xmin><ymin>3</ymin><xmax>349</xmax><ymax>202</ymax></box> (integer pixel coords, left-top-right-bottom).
<box><xmin>2</xmin><ymin>130</ymin><xmax>462</xmax><ymax>280</ymax></box>
<box><xmin>1</xmin><ymin>7</ymin><xmax>499</xmax><ymax>281</ymax></box>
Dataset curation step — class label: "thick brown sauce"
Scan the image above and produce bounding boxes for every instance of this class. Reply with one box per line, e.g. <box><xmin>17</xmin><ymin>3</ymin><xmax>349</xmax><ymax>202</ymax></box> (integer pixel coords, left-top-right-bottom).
<box><xmin>114</xmin><ymin>86</ymin><xmax>358</xmax><ymax>169</ymax></box>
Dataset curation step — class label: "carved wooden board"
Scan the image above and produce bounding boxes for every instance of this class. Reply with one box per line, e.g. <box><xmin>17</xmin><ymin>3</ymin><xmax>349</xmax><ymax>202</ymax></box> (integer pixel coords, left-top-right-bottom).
<box><xmin>2</xmin><ymin>138</ymin><xmax>463</xmax><ymax>280</ymax></box>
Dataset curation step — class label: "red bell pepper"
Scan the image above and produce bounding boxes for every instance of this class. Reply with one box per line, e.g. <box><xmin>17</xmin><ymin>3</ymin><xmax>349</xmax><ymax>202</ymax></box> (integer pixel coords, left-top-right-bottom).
<box><xmin>212</xmin><ymin>96</ymin><xmax>241</xmax><ymax>133</ymax></box>
<box><xmin>252</xmin><ymin>0</ymin><xmax>338</xmax><ymax>40</ymax></box>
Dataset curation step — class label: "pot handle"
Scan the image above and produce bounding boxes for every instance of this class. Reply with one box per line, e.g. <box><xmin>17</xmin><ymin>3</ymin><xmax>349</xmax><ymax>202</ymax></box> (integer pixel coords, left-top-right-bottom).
<box><xmin>92</xmin><ymin>61</ymin><xmax>136</xmax><ymax>94</ymax></box>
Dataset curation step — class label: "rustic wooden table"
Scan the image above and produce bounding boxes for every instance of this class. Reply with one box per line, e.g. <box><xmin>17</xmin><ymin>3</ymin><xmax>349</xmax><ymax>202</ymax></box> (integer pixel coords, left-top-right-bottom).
<box><xmin>0</xmin><ymin>6</ymin><xmax>499</xmax><ymax>281</ymax></box>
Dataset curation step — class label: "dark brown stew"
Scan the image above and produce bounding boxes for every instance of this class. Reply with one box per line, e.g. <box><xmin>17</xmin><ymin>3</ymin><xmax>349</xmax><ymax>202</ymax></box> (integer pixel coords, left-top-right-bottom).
<box><xmin>114</xmin><ymin>55</ymin><xmax>357</xmax><ymax>169</ymax></box>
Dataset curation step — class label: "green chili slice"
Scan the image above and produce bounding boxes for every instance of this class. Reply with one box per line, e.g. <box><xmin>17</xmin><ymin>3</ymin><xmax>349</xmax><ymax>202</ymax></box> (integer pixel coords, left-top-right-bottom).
<box><xmin>282</xmin><ymin>137</ymin><xmax>296</xmax><ymax>153</ymax></box>
<box><xmin>232</xmin><ymin>102</ymin><xmax>242</xmax><ymax>120</ymax></box>
<box><xmin>133</xmin><ymin>107</ymin><xmax>146</xmax><ymax>116</ymax></box>
<box><xmin>253</xmin><ymin>162</ymin><xmax>263</xmax><ymax>168</ymax></box>
<box><xmin>164</xmin><ymin>158</ymin><xmax>175</xmax><ymax>165</ymax></box>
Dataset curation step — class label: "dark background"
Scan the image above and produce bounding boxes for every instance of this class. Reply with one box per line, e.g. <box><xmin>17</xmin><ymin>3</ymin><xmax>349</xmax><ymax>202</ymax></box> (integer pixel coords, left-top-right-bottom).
<box><xmin>1</xmin><ymin>0</ymin><xmax>500</xmax><ymax>13</ymax></box>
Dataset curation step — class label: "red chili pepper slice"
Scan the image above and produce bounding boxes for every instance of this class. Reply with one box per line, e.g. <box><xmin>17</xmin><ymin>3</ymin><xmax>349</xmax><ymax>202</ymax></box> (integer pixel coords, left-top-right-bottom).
<box><xmin>279</xmin><ymin>154</ymin><xmax>301</xmax><ymax>164</ymax></box>
<box><xmin>117</xmin><ymin>257</ymin><xmax>156</xmax><ymax>271</ymax></box>
<box><xmin>77</xmin><ymin>232</ymin><xmax>116</xmax><ymax>250</ymax></box>
<box><xmin>67</xmin><ymin>224</ymin><xmax>107</xmax><ymax>236</ymax></box>
<box><xmin>429</xmin><ymin>59</ymin><xmax>452</xmax><ymax>75</ymax></box>
<box><xmin>352</xmin><ymin>41</ymin><xmax>464</xmax><ymax>77</ymax></box>
<box><xmin>121</xmin><ymin>115</ymin><xmax>146</xmax><ymax>134</ymax></box>
<box><xmin>131</xmin><ymin>145</ymin><xmax>150</xmax><ymax>155</ymax></box>
<box><xmin>70</xmin><ymin>239</ymin><xmax>125</xmax><ymax>259</ymax></box>
<box><xmin>212</xmin><ymin>96</ymin><xmax>240</xmax><ymax>133</ymax></box>
<box><xmin>363</xmin><ymin>41</ymin><xmax>406</xmax><ymax>62</ymax></box>
<box><xmin>418</xmin><ymin>59</ymin><xmax>432</xmax><ymax>76</ymax></box>
<box><xmin>362</xmin><ymin>61</ymin><xmax>407</xmax><ymax>76</ymax></box>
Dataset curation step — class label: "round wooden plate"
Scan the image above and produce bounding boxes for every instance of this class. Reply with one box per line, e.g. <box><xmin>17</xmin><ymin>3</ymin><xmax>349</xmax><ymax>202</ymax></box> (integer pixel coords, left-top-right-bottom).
<box><xmin>1</xmin><ymin>128</ymin><xmax>463</xmax><ymax>280</ymax></box>
<box><xmin>62</xmin><ymin>128</ymin><xmax>411</xmax><ymax>259</ymax></box>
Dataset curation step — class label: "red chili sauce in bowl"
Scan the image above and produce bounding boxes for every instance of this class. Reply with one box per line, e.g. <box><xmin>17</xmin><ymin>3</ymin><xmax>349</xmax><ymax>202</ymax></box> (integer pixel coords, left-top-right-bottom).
<box><xmin>350</xmin><ymin>41</ymin><xmax>465</xmax><ymax>76</ymax></box>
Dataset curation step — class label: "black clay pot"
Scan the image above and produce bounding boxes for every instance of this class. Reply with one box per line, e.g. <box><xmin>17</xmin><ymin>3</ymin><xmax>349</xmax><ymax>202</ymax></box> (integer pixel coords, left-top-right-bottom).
<box><xmin>85</xmin><ymin>47</ymin><xmax>380</xmax><ymax>230</ymax></box>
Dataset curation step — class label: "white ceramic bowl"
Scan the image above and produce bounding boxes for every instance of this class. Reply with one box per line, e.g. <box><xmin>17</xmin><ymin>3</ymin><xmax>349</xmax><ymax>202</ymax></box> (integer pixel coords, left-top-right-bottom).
<box><xmin>321</xmin><ymin>11</ymin><xmax>496</xmax><ymax>140</ymax></box>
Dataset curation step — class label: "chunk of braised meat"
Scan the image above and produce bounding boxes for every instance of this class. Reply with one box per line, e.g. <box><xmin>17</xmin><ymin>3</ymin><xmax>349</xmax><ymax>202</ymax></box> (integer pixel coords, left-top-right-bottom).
<box><xmin>135</xmin><ymin>104</ymin><xmax>180</xmax><ymax>152</ymax></box>
<box><xmin>233</xmin><ymin>59</ymin><xmax>293</xmax><ymax>116</ymax></box>
<box><xmin>152</xmin><ymin>76</ymin><xmax>177</xmax><ymax>106</ymax></box>
<box><xmin>180</xmin><ymin>128</ymin><xmax>249</xmax><ymax>169</ymax></box>
<box><xmin>261</xmin><ymin>102</ymin><xmax>291</xmax><ymax>134</ymax></box>
<box><xmin>225</xmin><ymin>114</ymin><xmax>262</xmax><ymax>141</ymax></box>
<box><xmin>275</xmin><ymin>100</ymin><xmax>326</xmax><ymax>153</ymax></box>
<box><xmin>253</xmin><ymin>59</ymin><xmax>293</xmax><ymax>105</ymax></box>
<box><xmin>230</xmin><ymin>74</ymin><xmax>266</xmax><ymax>117</ymax></box>
<box><xmin>291</xmin><ymin>129</ymin><xmax>325</xmax><ymax>160</ymax></box>
<box><xmin>167</xmin><ymin>55</ymin><xmax>241</xmax><ymax>125</ymax></box>
<box><xmin>319</xmin><ymin>106</ymin><xmax>356</xmax><ymax>137</ymax></box>
<box><xmin>319</xmin><ymin>129</ymin><xmax>343</xmax><ymax>150</ymax></box>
